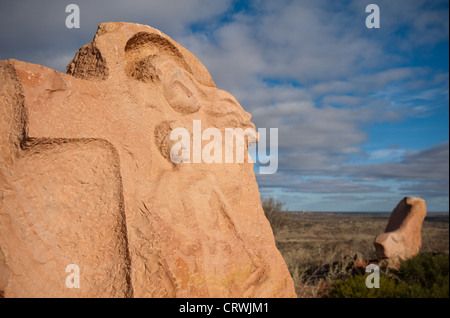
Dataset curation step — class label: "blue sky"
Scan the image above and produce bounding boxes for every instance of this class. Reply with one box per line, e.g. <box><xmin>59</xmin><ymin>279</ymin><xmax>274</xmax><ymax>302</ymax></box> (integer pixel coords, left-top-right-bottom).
<box><xmin>0</xmin><ymin>0</ymin><xmax>448</xmax><ymax>212</ymax></box>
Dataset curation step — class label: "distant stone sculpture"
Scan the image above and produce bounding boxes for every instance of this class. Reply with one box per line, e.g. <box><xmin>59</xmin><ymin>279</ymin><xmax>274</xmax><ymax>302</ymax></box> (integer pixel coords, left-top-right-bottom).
<box><xmin>0</xmin><ymin>22</ymin><xmax>296</xmax><ymax>297</ymax></box>
<box><xmin>374</xmin><ymin>197</ymin><xmax>427</xmax><ymax>266</ymax></box>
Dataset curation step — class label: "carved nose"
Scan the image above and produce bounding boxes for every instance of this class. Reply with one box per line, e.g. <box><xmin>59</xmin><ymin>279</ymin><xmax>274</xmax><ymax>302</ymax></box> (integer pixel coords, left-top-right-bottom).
<box><xmin>216</xmin><ymin>89</ymin><xmax>253</xmax><ymax>124</ymax></box>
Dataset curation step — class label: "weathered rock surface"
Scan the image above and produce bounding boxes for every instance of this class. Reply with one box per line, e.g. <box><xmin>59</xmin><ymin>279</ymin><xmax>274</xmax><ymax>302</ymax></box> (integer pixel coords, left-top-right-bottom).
<box><xmin>374</xmin><ymin>197</ymin><xmax>427</xmax><ymax>265</ymax></box>
<box><xmin>0</xmin><ymin>22</ymin><xmax>296</xmax><ymax>297</ymax></box>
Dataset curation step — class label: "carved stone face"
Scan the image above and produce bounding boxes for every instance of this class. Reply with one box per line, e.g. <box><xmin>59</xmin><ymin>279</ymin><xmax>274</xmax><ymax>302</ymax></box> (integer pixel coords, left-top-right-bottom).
<box><xmin>123</xmin><ymin>31</ymin><xmax>253</xmax><ymax>121</ymax></box>
<box><xmin>119</xmin><ymin>29</ymin><xmax>256</xmax><ymax>164</ymax></box>
<box><xmin>0</xmin><ymin>22</ymin><xmax>296</xmax><ymax>298</ymax></box>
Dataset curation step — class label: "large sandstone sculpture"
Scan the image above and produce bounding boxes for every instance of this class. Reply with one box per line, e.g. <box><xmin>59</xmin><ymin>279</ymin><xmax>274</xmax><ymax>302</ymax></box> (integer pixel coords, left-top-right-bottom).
<box><xmin>0</xmin><ymin>22</ymin><xmax>296</xmax><ymax>297</ymax></box>
<box><xmin>374</xmin><ymin>197</ymin><xmax>427</xmax><ymax>265</ymax></box>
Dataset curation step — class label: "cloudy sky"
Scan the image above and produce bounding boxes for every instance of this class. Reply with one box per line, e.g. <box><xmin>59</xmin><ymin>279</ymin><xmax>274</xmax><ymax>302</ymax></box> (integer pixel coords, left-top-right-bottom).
<box><xmin>1</xmin><ymin>0</ymin><xmax>448</xmax><ymax>212</ymax></box>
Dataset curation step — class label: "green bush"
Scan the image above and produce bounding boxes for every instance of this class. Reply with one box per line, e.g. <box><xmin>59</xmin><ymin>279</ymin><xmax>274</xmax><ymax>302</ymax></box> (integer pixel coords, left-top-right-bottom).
<box><xmin>396</xmin><ymin>254</ymin><xmax>449</xmax><ymax>287</ymax></box>
<box><xmin>262</xmin><ymin>197</ymin><xmax>290</xmax><ymax>234</ymax></box>
<box><xmin>394</xmin><ymin>253</ymin><xmax>449</xmax><ymax>298</ymax></box>
<box><xmin>326</xmin><ymin>254</ymin><xmax>449</xmax><ymax>298</ymax></box>
<box><xmin>327</xmin><ymin>275</ymin><xmax>410</xmax><ymax>298</ymax></box>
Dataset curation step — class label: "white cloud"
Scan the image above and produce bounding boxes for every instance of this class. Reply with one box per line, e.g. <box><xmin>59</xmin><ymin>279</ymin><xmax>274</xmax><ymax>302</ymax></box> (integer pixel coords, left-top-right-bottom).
<box><xmin>368</xmin><ymin>148</ymin><xmax>408</xmax><ymax>161</ymax></box>
<box><xmin>1</xmin><ymin>0</ymin><xmax>448</xmax><ymax>210</ymax></box>
<box><xmin>0</xmin><ymin>0</ymin><xmax>232</xmax><ymax>71</ymax></box>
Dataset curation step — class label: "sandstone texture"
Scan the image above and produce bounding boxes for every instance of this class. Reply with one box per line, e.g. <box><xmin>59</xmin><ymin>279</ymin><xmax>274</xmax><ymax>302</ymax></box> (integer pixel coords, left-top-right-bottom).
<box><xmin>374</xmin><ymin>197</ymin><xmax>427</xmax><ymax>265</ymax></box>
<box><xmin>0</xmin><ymin>22</ymin><xmax>296</xmax><ymax>297</ymax></box>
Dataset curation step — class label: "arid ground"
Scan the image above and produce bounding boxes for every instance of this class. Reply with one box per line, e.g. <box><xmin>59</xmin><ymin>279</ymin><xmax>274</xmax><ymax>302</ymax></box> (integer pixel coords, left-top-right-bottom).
<box><xmin>273</xmin><ymin>212</ymin><xmax>449</xmax><ymax>297</ymax></box>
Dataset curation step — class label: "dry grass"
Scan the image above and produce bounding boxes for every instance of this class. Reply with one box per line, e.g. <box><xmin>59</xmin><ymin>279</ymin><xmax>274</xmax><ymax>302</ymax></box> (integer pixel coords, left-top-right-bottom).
<box><xmin>272</xmin><ymin>212</ymin><xmax>449</xmax><ymax>297</ymax></box>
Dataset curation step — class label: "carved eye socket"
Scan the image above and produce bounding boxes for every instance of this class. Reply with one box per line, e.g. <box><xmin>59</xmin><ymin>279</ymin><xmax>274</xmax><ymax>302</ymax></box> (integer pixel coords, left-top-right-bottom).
<box><xmin>126</xmin><ymin>55</ymin><xmax>160</xmax><ymax>83</ymax></box>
